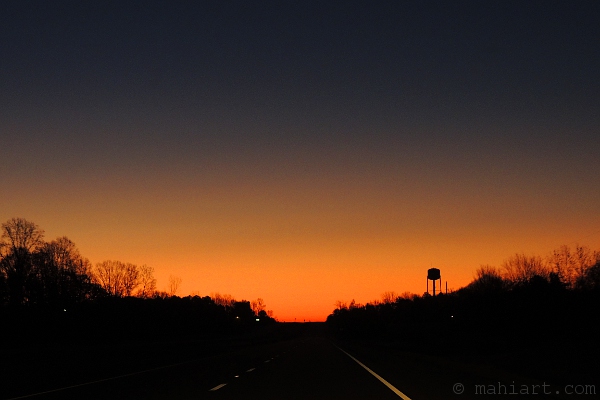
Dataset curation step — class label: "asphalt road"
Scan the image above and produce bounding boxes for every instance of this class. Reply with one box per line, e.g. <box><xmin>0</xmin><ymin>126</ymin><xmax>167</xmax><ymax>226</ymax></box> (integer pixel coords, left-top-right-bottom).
<box><xmin>3</xmin><ymin>325</ymin><xmax>586</xmax><ymax>400</ymax></box>
<box><xmin>4</xmin><ymin>335</ymin><xmax>412</xmax><ymax>400</ymax></box>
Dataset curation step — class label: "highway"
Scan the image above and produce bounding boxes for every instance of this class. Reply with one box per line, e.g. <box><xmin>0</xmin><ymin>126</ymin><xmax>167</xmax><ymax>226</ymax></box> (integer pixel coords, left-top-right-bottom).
<box><xmin>204</xmin><ymin>337</ymin><xmax>410</xmax><ymax>400</ymax></box>
<box><xmin>3</xmin><ymin>324</ymin><xmax>574</xmax><ymax>400</ymax></box>
<box><xmin>5</xmin><ymin>336</ymin><xmax>410</xmax><ymax>400</ymax></box>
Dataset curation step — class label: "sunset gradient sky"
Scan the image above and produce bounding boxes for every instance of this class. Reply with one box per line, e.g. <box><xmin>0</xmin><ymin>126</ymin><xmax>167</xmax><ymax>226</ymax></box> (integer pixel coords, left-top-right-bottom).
<box><xmin>2</xmin><ymin>1</ymin><xmax>599</xmax><ymax>321</ymax></box>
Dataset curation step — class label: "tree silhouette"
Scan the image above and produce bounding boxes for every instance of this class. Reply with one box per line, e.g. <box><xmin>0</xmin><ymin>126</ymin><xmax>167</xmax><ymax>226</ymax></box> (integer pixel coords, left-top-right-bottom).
<box><xmin>577</xmin><ymin>259</ymin><xmax>600</xmax><ymax>290</ymax></box>
<box><xmin>0</xmin><ymin>246</ymin><xmax>36</xmax><ymax>305</ymax></box>
<box><xmin>0</xmin><ymin>217</ymin><xmax>45</xmax><ymax>253</ymax></box>
<box><xmin>168</xmin><ymin>275</ymin><xmax>182</xmax><ymax>296</ymax></box>
<box><xmin>136</xmin><ymin>264</ymin><xmax>156</xmax><ymax>298</ymax></box>
<box><xmin>548</xmin><ymin>244</ymin><xmax>599</xmax><ymax>288</ymax></box>
<box><xmin>572</xmin><ymin>245</ymin><xmax>599</xmax><ymax>289</ymax></box>
<box><xmin>467</xmin><ymin>265</ymin><xmax>505</xmax><ymax>293</ymax></box>
<box><xmin>380</xmin><ymin>291</ymin><xmax>398</xmax><ymax>304</ymax></box>
<box><xmin>0</xmin><ymin>218</ymin><xmax>45</xmax><ymax>305</ymax></box>
<box><xmin>501</xmin><ymin>253</ymin><xmax>548</xmax><ymax>286</ymax></box>
<box><xmin>0</xmin><ymin>218</ymin><xmax>103</xmax><ymax>306</ymax></box>
<box><xmin>251</xmin><ymin>298</ymin><xmax>266</xmax><ymax>315</ymax></box>
<box><xmin>211</xmin><ymin>292</ymin><xmax>236</xmax><ymax>308</ymax></box>
<box><xmin>93</xmin><ymin>260</ymin><xmax>140</xmax><ymax>297</ymax></box>
<box><xmin>34</xmin><ymin>236</ymin><xmax>96</xmax><ymax>304</ymax></box>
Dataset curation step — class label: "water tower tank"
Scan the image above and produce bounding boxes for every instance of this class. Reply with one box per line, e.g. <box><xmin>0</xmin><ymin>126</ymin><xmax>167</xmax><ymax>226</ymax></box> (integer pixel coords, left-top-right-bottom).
<box><xmin>427</xmin><ymin>268</ymin><xmax>441</xmax><ymax>281</ymax></box>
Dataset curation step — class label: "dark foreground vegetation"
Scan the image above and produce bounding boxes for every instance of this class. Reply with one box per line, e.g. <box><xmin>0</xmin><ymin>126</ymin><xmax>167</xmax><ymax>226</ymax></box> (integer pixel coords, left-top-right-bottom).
<box><xmin>0</xmin><ymin>217</ymin><xmax>280</xmax><ymax>399</ymax></box>
<box><xmin>0</xmin><ymin>217</ymin><xmax>276</xmax><ymax>343</ymax></box>
<box><xmin>0</xmin><ymin>217</ymin><xmax>277</xmax><ymax>354</ymax></box>
<box><xmin>327</xmin><ymin>248</ymin><xmax>600</xmax><ymax>386</ymax></box>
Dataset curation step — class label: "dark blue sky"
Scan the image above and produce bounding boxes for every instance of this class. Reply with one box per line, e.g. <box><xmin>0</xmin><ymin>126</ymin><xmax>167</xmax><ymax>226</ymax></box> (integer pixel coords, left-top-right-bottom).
<box><xmin>3</xmin><ymin>1</ymin><xmax>599</xmax><ymax>125</ymax></box>
<box><xmin>3</xmin><ymin>1</ymin><xmax>598</xmax><ymax>195</ymax></box>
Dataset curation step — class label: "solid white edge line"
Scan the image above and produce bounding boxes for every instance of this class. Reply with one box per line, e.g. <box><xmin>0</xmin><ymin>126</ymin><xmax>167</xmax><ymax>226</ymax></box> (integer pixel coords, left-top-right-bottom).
<box><xmin>209</xmin><ymin>383</ymin><xmax>227</xmax><ymax>391</ymax></box>
<box><xmin>335</xmin><ymin>345</ymin><xmax>412</xmax><ymax>400</ymax></box>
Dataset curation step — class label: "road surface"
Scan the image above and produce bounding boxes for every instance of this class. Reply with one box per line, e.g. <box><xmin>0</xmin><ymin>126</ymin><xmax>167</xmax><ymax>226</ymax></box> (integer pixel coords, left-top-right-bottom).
<box><xmin>5</xmin><ymin>336</ymin><xmax>411</xmax><ymax>400</ymax></box>
<box><xmin>3</xmin><ymin>325</ymin><xmax>577</xmax><ymax>399</ymax></box>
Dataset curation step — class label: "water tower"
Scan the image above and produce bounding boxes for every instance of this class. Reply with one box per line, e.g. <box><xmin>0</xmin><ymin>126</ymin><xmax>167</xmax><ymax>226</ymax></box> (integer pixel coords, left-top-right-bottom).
<box><xmin>427</xmin><ymin>268</ymin><xmax>441</xmax><ymax>296</ymax></box>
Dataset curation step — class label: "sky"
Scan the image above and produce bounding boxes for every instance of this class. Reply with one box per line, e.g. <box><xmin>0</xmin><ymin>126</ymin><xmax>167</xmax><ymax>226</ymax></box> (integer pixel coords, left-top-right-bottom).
<box><xmin>1</xmin><ymin>1</ymin><xmax>599</xmax><ymax>321</ymax></box>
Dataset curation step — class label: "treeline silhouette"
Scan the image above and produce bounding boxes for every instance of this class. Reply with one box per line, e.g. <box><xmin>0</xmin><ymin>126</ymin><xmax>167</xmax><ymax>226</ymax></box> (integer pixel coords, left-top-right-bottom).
<box><xmin>327</xmin><ymin>246</ymin><xmax>600</xmax><ymax>383</ymax></box>
<box><xmin>0</xmin><ymin>217</ymin><xmax>274</xmax><ymax>346</ymax></box>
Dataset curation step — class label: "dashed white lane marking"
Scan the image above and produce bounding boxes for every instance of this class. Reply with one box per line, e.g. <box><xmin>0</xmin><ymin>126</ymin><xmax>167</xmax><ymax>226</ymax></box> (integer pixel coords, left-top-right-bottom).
<box><xmin>335</xmin><ymin>345</ymin><xmax>412</xmax><ymax>400</ymax></box>
<box><xmin>209</xmin><ymin>383</ymin><xmax>227</xmax><ymax>391</ymax></box>
<box><xmin>246</xmin><ymin>368</ymin><xmax>256</xmax><ymax>372</ymax></box>
<box><xmin>264</xmin><ymin>359</ymin><xmax>270</xmax><ymax>363</ymax></box>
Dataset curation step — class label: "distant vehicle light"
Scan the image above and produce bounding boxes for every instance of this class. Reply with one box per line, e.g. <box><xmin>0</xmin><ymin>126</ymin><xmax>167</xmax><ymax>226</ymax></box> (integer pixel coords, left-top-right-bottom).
<box><xmin>256</xmin><ymin>318</ymin><xmax>260</xmax><ymax>322</ymax></box>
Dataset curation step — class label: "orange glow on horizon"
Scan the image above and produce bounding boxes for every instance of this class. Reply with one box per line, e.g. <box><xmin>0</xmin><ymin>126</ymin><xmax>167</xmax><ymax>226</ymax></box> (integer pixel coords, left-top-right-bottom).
<box><xmin>3</xmin><ymin>145</ymin><xmax>600</xmax><ymax>322</ymax></box>
<box><xmin>71</xmin><ymin>229</ymin><xmax>599</xmax><ymax>322</ymax></box>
